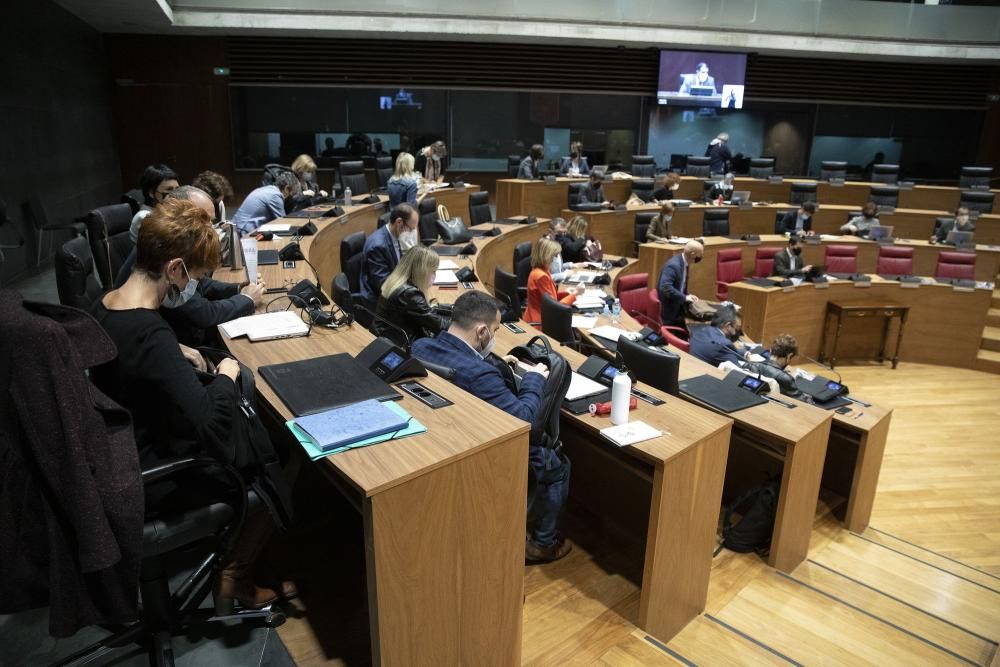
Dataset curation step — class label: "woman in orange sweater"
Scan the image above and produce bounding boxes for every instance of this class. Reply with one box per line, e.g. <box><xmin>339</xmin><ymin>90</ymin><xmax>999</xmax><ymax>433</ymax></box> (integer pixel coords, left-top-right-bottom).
<box><xmin>524</xmin><ymin>238</ymin><xmax>578</xmax><ymax>325</ymax></box>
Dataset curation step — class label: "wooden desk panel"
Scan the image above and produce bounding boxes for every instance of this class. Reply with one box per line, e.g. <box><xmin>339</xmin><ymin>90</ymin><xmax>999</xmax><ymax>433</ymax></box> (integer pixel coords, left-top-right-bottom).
<box><xmin>496</xmin><ymin>178</ymin><xmax>632</xmax><ymax>220</ymax></box>
<box><xmin>425</xmin><ymin>185</ymin><xmax>480</xmax><ymax>226</ymax></box>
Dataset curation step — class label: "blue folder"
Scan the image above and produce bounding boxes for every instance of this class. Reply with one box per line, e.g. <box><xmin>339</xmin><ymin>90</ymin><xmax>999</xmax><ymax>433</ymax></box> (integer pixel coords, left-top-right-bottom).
<box><xmin>293</xmin><ymin>399</ymin><xmax>408</xmax><ymax>452</ymax></box>
<box><xmin>287</xmin><ymin>401</ymin><xmax>426</xmax><ymax>460</ymax></box>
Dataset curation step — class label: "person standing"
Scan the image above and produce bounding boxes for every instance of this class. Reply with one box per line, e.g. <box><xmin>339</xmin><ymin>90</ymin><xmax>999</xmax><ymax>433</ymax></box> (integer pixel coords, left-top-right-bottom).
<box><xmin>705</xmin><ymin>132</ymin><xmax>732</xmax><ymax>175</ymax></box>
<box><xmin>657</xmin><ymin>240</ymin><xmax>703</xmax><ymax>327</ymax></box>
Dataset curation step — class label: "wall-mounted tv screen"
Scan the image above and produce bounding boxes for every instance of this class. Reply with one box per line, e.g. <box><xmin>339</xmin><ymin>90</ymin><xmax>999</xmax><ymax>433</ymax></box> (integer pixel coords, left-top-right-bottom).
<box><xmin>657</xmin><ymin>51</ymin><xmax>747</xmax><ymax>109</ymax></box>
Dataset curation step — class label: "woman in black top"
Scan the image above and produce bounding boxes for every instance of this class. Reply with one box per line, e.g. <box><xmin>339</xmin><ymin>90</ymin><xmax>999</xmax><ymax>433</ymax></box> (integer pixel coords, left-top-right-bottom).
<box><xmin>557</xmin><ymin>216</ymin><xmax>601</xmax><ymax>263</ymax></box>
<box><xmin>375</xmin><ymin>245</ymin><xmax>448</xmax><ymax>346</ymax></box>
<box><xmin>92</xmin><ymin>198</ymin><xmax>293</xmax><ymax>613</ymax></box>
<box><xmin>650</xmin><ymin>172</ymin><xmax>681</xmax><ymax>202</ymax></box>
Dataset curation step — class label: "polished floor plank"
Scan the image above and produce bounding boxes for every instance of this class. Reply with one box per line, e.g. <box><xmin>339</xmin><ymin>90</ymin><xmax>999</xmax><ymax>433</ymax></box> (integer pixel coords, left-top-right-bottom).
<box><xmin>858</xmin><ymin>528</ymin><xmax>1000</xmax><ymax>591</ymax></box>
<box><xmin>661</xmin><ymin>615</ymin><xmax>790</xmax><ymax>666</ymax></box>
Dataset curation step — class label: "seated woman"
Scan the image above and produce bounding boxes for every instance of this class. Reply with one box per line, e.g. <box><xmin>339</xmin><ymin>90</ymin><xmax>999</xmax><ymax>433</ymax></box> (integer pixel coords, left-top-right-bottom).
<box><xmin>842</xmin><ymin>201</ymin><xmax>881</xmax><ymax>237</ymax></box>
<box><xmin>387</xmin><ymin>152</ymin><xmax>420</xmax><ymax>208</ymax></box>
<box><xmin>708</xmin><ymin>172</ymin><xmax>736</xmax><ymax>201</ymax></box>
<box><xmin>524</xmin><ymin>238</ymin><xmax>578</xmax><ymax>324</ymax></box>
<box><xmin>650</xmin><ymin>172</ymin><xmax>681</xmax><ymax>202</ymax></box>
<box><xmin>92</xmin><ymin>198</ymin><xmax>293</xmax><ymax>612</ymax></box>
<box><xmin>291</xmin><ymin>154</ymin><xmax>326</xmax><ymax>198</ymax></box>
<box><xmin>557</xmin><ymin>215</ymin><xmax>602</xmax><ymax>263</ymax></box>
<box><xmin>559</xmin><ymin>141</ymin><xmax>590</xmax><ymax>176</ymax></box>
<box><xmin>645</xmin><ymin>201</ymin><xmax>676</xmax><ymax>243</ymax></box>
<box><xmin>375</xmin><ymin>245</ymin><xmax>449</xmax><ymax>346</ymax></box>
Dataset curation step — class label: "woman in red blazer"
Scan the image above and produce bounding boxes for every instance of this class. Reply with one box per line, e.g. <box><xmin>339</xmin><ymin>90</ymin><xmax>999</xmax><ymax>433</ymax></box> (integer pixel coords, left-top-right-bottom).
<box><xmin>524</xmin><ymin>238</ymin><xmax>578</xmax><ymax>325</ymax></box>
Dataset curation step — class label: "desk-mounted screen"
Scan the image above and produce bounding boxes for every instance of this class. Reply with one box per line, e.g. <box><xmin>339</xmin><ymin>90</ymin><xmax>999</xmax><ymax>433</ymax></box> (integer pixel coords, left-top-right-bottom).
<box><xmin>657</xmin><ymin>51</ymin><xmax>747</xmax><ymax>109</ymax></box>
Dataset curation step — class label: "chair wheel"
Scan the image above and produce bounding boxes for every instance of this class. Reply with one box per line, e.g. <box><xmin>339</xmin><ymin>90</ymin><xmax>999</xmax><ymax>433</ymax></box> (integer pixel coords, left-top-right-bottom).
<box><xmin>265</xmin><ymin>610</ymin><xmax>287</xmax><ymax>627</ymax></box>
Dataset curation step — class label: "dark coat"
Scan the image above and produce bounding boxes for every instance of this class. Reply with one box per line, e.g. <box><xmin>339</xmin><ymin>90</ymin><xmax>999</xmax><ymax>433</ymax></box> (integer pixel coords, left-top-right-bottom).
<box><xmin>657</xmin><ymin>253</ymin><xmax>688</xmax><ymax>326</ymax></box>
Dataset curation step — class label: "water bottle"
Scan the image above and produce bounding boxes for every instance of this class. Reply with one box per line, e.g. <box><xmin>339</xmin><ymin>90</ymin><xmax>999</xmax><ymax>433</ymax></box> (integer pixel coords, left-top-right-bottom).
<box><xmin>343</xmin><ymin>186</ymin><xmax>352</xmax><ymax>205</ymax></box>
<box><xmin>602</xmin><ymin>300</ymin><xmax>610</xmax><ymax>317</ymax></box>
<box><xmin>611</xmin><ymin>298</ymin><xmax>621</xmax><ymax>324</ymax></box>
<box><xmin>610</xmin><ymin>368</ymin><xmax>631</xmax><ymax>426</ymax></box>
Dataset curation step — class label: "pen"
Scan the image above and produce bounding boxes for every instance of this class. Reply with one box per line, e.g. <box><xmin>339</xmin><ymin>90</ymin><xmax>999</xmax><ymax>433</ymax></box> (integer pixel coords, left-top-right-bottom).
<box><xmin>853</xmin><ymin>411</ymin><xmax>864</xmax><ymax>419</ymax></box>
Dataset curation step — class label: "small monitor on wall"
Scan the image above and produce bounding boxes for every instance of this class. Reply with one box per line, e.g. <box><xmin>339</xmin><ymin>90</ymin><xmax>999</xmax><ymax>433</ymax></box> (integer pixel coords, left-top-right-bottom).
<box><xmin>657</xmin><ymin>50</ymin><xmax>748</xmax><ymax>109</ymax></box>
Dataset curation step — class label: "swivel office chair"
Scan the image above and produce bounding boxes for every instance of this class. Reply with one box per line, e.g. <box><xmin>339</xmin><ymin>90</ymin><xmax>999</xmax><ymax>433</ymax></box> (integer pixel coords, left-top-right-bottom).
<box><xmin>749</xmin><ymin>158</ymin><xmax>775</xmax><ymax>179</ymax></box>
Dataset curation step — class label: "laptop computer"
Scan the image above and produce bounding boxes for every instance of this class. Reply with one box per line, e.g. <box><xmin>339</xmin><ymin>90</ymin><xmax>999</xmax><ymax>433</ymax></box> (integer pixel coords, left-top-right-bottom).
<box><xmin>678</xmin><ymin>374</ymin><xmax>767</xmax><ymax>413</ymax></box>
<box><xmin>946</xmin><ymin>230</ymin><xmax>974</xmax><ymax>247</ymax></box>
<box><xmin>730</xmin><ymin>190</ymin><xmax>752</xmax><ymax>205</ymax></box>
<box><xmin>259</xmin><ymin>353</ymin><xmax>401</xmax><ymax>417</ymax></box>
<box><xmin>868</xmin><ymin>225</ymin><xmax>894</xmax><ymax>243</ymax></box>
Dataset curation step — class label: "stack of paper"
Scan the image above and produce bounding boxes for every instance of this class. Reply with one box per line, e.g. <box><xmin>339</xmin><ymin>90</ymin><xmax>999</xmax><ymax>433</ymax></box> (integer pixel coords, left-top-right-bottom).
<box><xmin>437</xmin><ymin>259</ymin><xmax>460</xmax><ymax>270</ymax></box>
<box><xmin>566</xmin><ymin>372</ymin><xmax>608</xmax><ymax>401</ymax></box>
<box><xmin>258</xmin><ymin>222</ymin><xmax>292</xmax><ymax>233</ymax></box>
<box><xmin>600</xmin><ymin>421</ymin><xmax>663</xmax><ymax>447</ymax></box>
<box><xmin>433</xmin><ymin>269</ymin><xmax>459</xmax><ymax>286</ymax></box>
<box><xmin>566</xmin><ymin>271</ymin><xmax>598</xmax><ymax>284</ymax></box>
<box><xmin>571</xmin><ymin>315</ymin><xmax>598</xmax><ymax>329</ymax></box>
<box><xmin>590</xmin><ymin>325</ymin><xmax>639</xmax><ymax>342</ymax></box>
<box><xmin>219</xmin><ymin>310</ymin><xmax>309</xmax><ymax>342</ymax></box>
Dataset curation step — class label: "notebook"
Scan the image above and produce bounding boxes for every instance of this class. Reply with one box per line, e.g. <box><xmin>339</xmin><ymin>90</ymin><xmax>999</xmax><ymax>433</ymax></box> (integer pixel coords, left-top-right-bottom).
<box><xmin>566</xmin><ymin>372</ymin><xmax>608</xmax><ymax>401</ymax></box>
<box><xmin>218</xmin><ymin>310</ymin><xmax>309</xmax><ymax>342</ymax></box>
<box><xmin>600</xmin><ymin>421</ymin><xmax>663</xmax><ymax>447</ymax></box>
<box><xmin>433</xmin><ymin>269</ymin><xmax>459</xmax><ymax>286</ymax></box>
<box><xmin>259</xmin><ymin>353</ymin><xmax>401</xmax><ymax>416</ymax></box>
<box><xmin>286</xmin><ymin>401</ymin><xmax>426</xmax><ymax>460</ymax></box>
<box><xmin>292</xmin><ymin>399</ymin><xmax>409</xmax><ymax>452</ymax></box>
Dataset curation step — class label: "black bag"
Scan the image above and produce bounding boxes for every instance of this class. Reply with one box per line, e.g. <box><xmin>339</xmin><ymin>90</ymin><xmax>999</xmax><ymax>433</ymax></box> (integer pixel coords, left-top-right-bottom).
<box><xmin>721</xmin><ymin>476</ymin><xmax>781</xmax><ymax>554</ymax></box>
<box><xmin>197</xmin><ymin>348</ymin><xmax>294</xmax><ymax>532</ymax></box>
<box><xmin>436</xmin><ymin>205</ymin><xmax>472</xmax><ymax>244</ymax></box>
<box><xmin>505</xmin><ymin>335</ymin><xmax>572</xmax><ymax>450</ymax></box>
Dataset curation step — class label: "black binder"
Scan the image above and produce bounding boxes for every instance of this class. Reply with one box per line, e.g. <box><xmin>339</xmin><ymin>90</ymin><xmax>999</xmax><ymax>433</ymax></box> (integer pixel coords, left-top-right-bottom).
<box><xmin>259</xmin><ymin>353</ymin><xmax>401</xmax><ymax>416</ymax></box>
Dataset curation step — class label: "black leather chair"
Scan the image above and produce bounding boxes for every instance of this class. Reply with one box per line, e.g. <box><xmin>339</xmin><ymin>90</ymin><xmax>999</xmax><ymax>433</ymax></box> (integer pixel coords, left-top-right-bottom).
<box><xmin>121</xmin><ymin>188</ymin><xmax>144</xmax><ymax>215</ymax></box>
<box><xmin>26</xmin><ymin>195</ymin><xmax>87</xmax><ymax>268</ymax></box>
<box><xmin>469</xmin><ymin>191</ymin><xmax>493</xmax><ymax>226</ymax></box>
<box><xmin>418</xmin><ymin>197</ymin><xmax>439</xmax><ymax>244</ymax></box>
<box><xmin>960</xmin><ymin>190</ymin><xmax>995</xmax><ymax>214</ymax></box>
<box><xmin>959</xmin><ymin>166</ymin><xmax>993</xmax><ymax>189</ymax></box>
<box><xmin>635</xmin><ymin>211</ymin><xmax>656</xmax><ymax>247</ymax></box>
<box><xmin>820</xmin><ymin>161</ymin><xmax>847</xmax><ymax>181</ymax></box>
<box><xmin>749</xmin><ymin>158</ymin><xmax>775</xmax><ymax>179</ymax></box>
<box><xmin>513</xmin><ymin>241</ymin><xmax>532</xmax><ymax>303</ymax></box>
<box><xmin>339</xmin><ymin>161</ymin><xmax>369</xmax><ymax>196</ymax></box>
<box><xmin>702</xmin><ymin>180</ymin><xmax>716</xmax><ymax>202</ymax></box>
<box><xmin>631</xmin><ymin>178</ymin><xmax>655</xmax><ymax>203</ymax></box>
<box><xmin>686</xmin><ymin>156</ymin><xmax>711</xmax><ymax>177</ymax></box>
<box><xmin>616</xmin><ymin>336</ymin><xmax>680</xmax><ymax>397</ymax></box>
<box><xmin>702</xmin><ymin>209</ymin><xmax>730</xmax><ymax>236</ymax></box>
<box><xmin>332</xmin><ymin>272</ymin><xmax>373</xmax><ymax>329</ymax></box>
<box><xmin>789</xmin><ymin>182</ymin><xmax>817</xmax><ymax>205</ymax></box>
<box><xmin>871</xmin><ymin>164</ymin><xmax>900</xmax><ymax>184</ymax></box>
<box><xmin>86</xmin><ymin>203</ymin><xmax>134</xmax><ymax>288</ymax></box>
<box><xmin>934</xmin><ymin>216</ymin><xmax>952</xmax><ymax>239</ymax></box>
<box><xmin>631</xmin><ymin>155</ymin><xmax>656</xmax><ymax>178</ymax></box>
<box><xmin>0</xmin><ymin>198</ymin><xmax>25</xmax><ymax>267</ymax></box>
<box><xmin>339</xmin><ymin>231</ymin><xmax>366</xmax><ymax>295</ymax></box>
<box><xmin>540</xmin><ymin>293</ymin><xmax>578</xmax><ymax>348</ymax></box>
<box><xmin>774</xmin><ymin>210</ymin><xmax>796</xmax><ymax>234</ymax></box>
<box><xmin>55</xmin><ymin>236</ymin><xmax>104</xmax><ymax>310</ymax></box>
<box><xmin>870</xmin><ymin>185</ymin><xmax>900</xmax><ymax>208</ymax></box>
<box><xmin>493</xmin><ymin>266</ymin><xmax>522</xmax><ymax>319</ymax></box>
<box><xmin>507</xmin><ymin>156</ymin><xmax>521</xmax><ymax>178</ymax></box>
<box><xmin>568</xmin><ymin>182</ymin><xmax>601</xmax><ymax>211</ymax></box>
<box><xmin>375</xmin><ymin>156</ymin><xmax>393</xmax><ymax>188</ymax></box>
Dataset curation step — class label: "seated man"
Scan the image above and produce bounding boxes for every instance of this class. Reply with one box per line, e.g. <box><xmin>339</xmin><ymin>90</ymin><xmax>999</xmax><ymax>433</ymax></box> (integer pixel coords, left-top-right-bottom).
<box><xmin>744</xmin><ymin>334</ymin><xmax>803</xmax><ymax>398</ymax></box>
<box><xmin>412</xmin><ymin>291</ymin><xmax>571</xmax><ymax>563</ymax></box>
<box><xmin>773</xmin><ymin>235</ymin><xmax>814</xmax><ymax>278</ymax></box>
<box><xmin>578</xmin><ymin>172</ymin><xmax>609</xmax><ymax>208</ymax></box>
<box><xmin>841</xmin><ymin>202</ymin><xmax>880</xmax><ymax>237</ymax></box>
<box><xmin>932</xmin><ymin>206</ymin><xmax>976</xmax><ymax>244</ymax></box>
<box><xmin>689</xmin><ymin>307</ymin><xmax>752</xmax><ymax>367</ymax></box>
<box><xmin>781</xmin><ymin>201</ymin><xmax>816</xmax><ymax>235</ymax></box>
<box><xmin>359</xmin><ymin>203</ymin><xmax>418</xmax><ymax>310</ymax></box>
<box><xmin>657</xmin><ymin>240</ymin><xmax>703</xmax><ymax>327</ymax></box>
<box><xmin>708</xmin><ymin>172</ymin><xmax>735</xmax><ymax>202</ymax></box>
<box><xmin>232</xmin><ymin>172</ymin><xmax>300</xmax><ymax>235</ymax></box>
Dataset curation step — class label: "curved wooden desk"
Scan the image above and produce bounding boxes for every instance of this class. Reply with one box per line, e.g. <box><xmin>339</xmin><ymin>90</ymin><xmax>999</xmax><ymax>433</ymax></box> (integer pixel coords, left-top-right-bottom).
<box><xmin>495</xmin><ymin>177</ymin><xmax>633</xmax><ymax>220</ymax></box>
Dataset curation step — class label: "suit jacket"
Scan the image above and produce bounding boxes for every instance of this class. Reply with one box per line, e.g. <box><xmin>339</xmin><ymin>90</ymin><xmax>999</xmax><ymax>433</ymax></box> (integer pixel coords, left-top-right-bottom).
<box><xmin>781</xmin><ymin>211</ymin><xmax>812</xmax><ymax>234</ymax></box>
<box><xmin>689</xmin><ymin>324</ymin><xmax>744</xmax><ymax>367</ymax></box>
<box><xmin>559</xmin><ymin>157</ymin><xmax>591</xmax><ymax>176</ymax></box>
<box><xmin>161</xmin><ymin>277</ymin><xmax>254</xmax><ymax>346</ymax></box>
<box><xmin>657</xmin><ymin>253</ymin><xmax>688</xmax><ymax>326</ymax></box>
<box><xmin>579</xmin><ymin>184</ymin><xmax>605</xmax><ymax>205</ymax></box>
<box><xmin>706</xmin><ymin>143</ymin><xmax>732</xmax><ymax>175</ymax></box>
<box><xmin>360</xmin><ymin>225</ymin><xmax>400</xmax><ymax>307</ymax></box>
<box><xmin>772</xmin><ymin>248</ymin><xmax>804</xmax><ymax>277</ymax></box>
<box><xmin>517</xmin><ymin>156</ymin><xmax>539</xmax><ymax>180</ymax></box>
<box><xmin>412</xmin><ymin>331</ymin><xmax>545</xmax><ymax>426</ymax></box>
<box><xmin>679</xmin><ymin>73</ymin><xmax>716</xmax><ymax>94</ymax></box>
<box><xmin>0</xmin><ymin>291</ymin><xmax>143</xmax><ymax>637</ymax></box>
<box><xmin>934</xmin><ymin>219</ymin><xmax>976</xmax><ymax>244</ymax></box>
<box><xmin>744</xmin><ymin>359</ymin><xmax>803</xmax><ymax>398</ymax></box>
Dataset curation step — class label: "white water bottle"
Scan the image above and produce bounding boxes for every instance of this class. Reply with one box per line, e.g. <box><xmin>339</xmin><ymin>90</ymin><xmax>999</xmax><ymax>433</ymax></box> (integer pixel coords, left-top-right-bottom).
<box><xmin>343</xmin><ymin>186</ymin><xmax>352</xmax><ymax>204</ymax></box>
<box><xmin>610</xmin><ymin>368</ymin><xmax>631</xmax><ymax>426</ymax></box>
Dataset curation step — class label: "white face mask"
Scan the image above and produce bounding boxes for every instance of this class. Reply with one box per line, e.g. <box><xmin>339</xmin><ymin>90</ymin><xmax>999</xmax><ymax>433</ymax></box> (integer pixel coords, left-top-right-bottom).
<box><xmin>399</xmin><ymin>227</ymin><xmax>418</xmax><ymax>250</ymax></box>
<box><xmin>161</xmin><ymin>261</ymin><xmax>198</xmax><ymax>309</ymax></box>
<box><xmin>479</xmin><ymin>326</ymin><xmax>496</xmax><ymax>359</ymax></box>
<box><xmin>671</xmin><ymin>183</ymin><xmax>679</xmax><ymax>191</ymax></box>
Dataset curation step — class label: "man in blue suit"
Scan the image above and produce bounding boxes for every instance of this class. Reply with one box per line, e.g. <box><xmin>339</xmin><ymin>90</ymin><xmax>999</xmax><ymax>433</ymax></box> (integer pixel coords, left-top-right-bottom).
<box><xmin>360</xmin><ymin>203</ymin><xmax>418</xmax><ymax>308</ymax></box>
<box><xmin>412</xmin><ymin>291</ymin><xmax>572</xmax><ymax>563</ymax></box>
<box><xmin>689</xmin><ymin>307</ymin><xmax>751</xmax><ymax>367</ymax></box>
<box><xmin>658</xmin><ymin>240</ymin><xmax>704</xmax><ymax>327</ymax></box>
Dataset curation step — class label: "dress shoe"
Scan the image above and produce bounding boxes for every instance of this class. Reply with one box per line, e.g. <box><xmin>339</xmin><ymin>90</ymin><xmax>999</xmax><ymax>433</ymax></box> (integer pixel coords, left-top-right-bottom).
<box><xmin>214</xmin><ymin>564</ymin><xmax>279</xmax><ymax>615</ymax></box>
<box><xmin>525</xmin><ymin>538</ymin><xmax>571</xmax><ymax>563</ymax></box>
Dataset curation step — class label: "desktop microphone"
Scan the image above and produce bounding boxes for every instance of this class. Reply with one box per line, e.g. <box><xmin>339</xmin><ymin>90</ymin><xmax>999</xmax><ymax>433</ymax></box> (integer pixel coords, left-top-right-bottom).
<box><xmin>804</xmin><ymin>356</ymin><xmax>842</xmax><ymax>385</ymax></box>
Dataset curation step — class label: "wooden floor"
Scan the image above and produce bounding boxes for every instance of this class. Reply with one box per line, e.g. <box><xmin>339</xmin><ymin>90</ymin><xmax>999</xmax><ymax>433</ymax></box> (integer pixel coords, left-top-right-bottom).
<box><xmin>275</xmin><ymin>362</ymin><xmax>1000</xmax><ymax>665</ymax></box>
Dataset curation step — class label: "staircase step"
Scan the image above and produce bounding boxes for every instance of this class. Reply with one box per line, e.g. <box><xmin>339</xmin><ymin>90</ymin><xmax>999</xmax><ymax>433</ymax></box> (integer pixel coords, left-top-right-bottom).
<box><xmin>859</xmin><ymin>528</ymin><xmax>1000</xmax><ymax>593</ymax></box>
<box><xmin>975</xmin><ymin>349</ymin><xmax>1000</xmax><ymax>374</ymax></box>
<box><xmin>992</xmin><ymin>289</ymin><xmax>1000</xmax><ymax>309</ymax></box>
<box><xmin>664</xmin><ymin>615</ymin><xmax>788</xmax><ymax>666</ymax></box>
<box><xmin>988</xmin><ymin>308</ymin><xmax>1000</xmax><ymax>328</ymax></box>
<box><xmin>982</xmin><ymin>326</ymin><xmax>1000</xmax><ymax>352</ymax></box>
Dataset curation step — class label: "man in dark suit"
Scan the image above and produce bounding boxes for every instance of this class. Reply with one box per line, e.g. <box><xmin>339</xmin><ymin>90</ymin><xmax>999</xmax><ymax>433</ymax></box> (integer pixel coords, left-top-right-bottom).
<box><xmin>657</xmin><ymin>240</ymin><xmax>704</xmax><ymax>327</ymax></box>
<box><xmin>705</xmin><ymin>132</ymin><xmax>732</xmax><ymax>174</ymax></box>
<box><xmin>932</xmin><ymin>206</ymin><xmax>976</xmax><ymax>244</ymax></box>
<box><xmin>689</xmin><ymin>307</ymin><xmax>750</xmax><ymax>367</ymax></box>
<box><xmin>773</xmin><ymin>236</ymin><xmax>814</xmax><ymax>278</ymax></box>
<box><xmin>411</xmin><ymin>291</ymin><xmax>571</xmax><ymax>563</ymax></box>
<box><xmin>579</xmin><ymin>172</ymin><xmax>609</xmax><ymax>207</ymax></box>
<box><xmin>781</xmin><ymin>202</ymin><xmax>816</xmax><ymax>235</ymax></box>
<box><xmin>360</xmin><ymin>203</ymin><xmax>418</xmax><ymax>308</ymax></box>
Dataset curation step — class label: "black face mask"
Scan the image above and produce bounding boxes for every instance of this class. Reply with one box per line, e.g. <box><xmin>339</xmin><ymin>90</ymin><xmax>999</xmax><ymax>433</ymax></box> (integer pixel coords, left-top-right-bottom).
<box><xmin>792</xmin><ymin>247</ymin><xmax>802</xmax><ymax>256</ymax></box>
<box><xmin>693</xmin><ymin>255</ymin><xmax>703</xmax><ymax>264</ymax></box>
<box><xmin>726</xmin><ymin>327</ymin><xmax>742</xmax><ymax>342</ymax></box>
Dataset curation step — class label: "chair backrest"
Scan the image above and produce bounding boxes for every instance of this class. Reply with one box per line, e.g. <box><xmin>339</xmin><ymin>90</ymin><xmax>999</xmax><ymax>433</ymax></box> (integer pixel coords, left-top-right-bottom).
<box><xmin>631</xmin><ymin>178</ymin><xmax>655</xmax><ymax>202</ymax></box>
<box><xmin>332</xmin><ymin>272</ymin><xmax>373</xmax><ymax>328</ymax></box>
<box><xmin>959</xmin><ymin>190</ymin><xmax>995</xmax><ymax>214</ymax></box>
<box><xmin>871</xmin><ymin>164</ymin><xmax>899</xmax><ymax>184</ymax></box>
<box><xmin>507</xmin><ymin>155</ymin><xmax>521</xmax><ymax>178</ymax></box>
<box><xmin>513</xmin><ymin>241</ymin><xmax>533</xmax><ymax>292</ymax></box>
<box><xmin>631</xmin><ymin>155</ymin><xmax>656</xmax><ymax>178</ymax></box>
<box><xmin>789</xmin><ymin>182</ymin><xmax>817</xmax><ymax>205</ymax></box>
<box><xmin>647</xmin><ymin>288</ymin><xmax>662</xmax><ymax>326</ymax></box>
<box><xmin>616</xmin><ymin>272</ymin><xmax>650</xmax><ymax>319</ymax></box>
<box><xmin>825</xmin><ymin>244</ymin><xmax>859</xmax><ymax>274</ymax></box>
<box><xmin>375</xmin><ymin>156</ymin><xmax>393</xmax><ymax>188</ymax></box>
<box><xmin>774</xmin><ymin>209</ymin><xmax>795</xmax><ymax>234</ymax></box>
<box><xmin>418</xmin><ymin>196</ymin><xmax>439</xmax><ymax>244</ymax></box>
<box><xmin>959</xmin><ymin>166</ymin><xmax>993</xmax><ymax>189</ymax></box>
<box><xmin>935</xmin><ymin>216</ymin><xmax>953</xmax><ymax>235</ymax></box>
<box><xmin>494</xmin><ymin>266</ymin><xmax>522</xmax><ymax>315</ymax></box>
<box><xmin>702</xmin><ymin>209</ymin><xmax>730</xmax><ymax>236</ymax></box>
<box><xmin>660</xmin><ymin>325</ymin><xmax>690</xmax><ymax>353</ymax></box>
<box><xmin>935</xmin><ymin>251</ymin><xmax>976</xmax><ymax>280</ymax></box>
<box><xmin>469</xmin><ymin>191</ymin><xmax>492</xmax><ymax>226</ymax></box>
<box><xmin>540</xmin><ymin>293</ymin><xmax>576</xmax><ymax>345</ymax></box>
<box><xmin>340</xmin><ymin>231</ymin><xmax>366</xmax><ymax>294</ymax></box>
<box><xmin>877</xmin><ymin>245</ymin><xmax>914</xmax><ymax>275</ymax></box>
<box><xmin>702</xmin><ymin>180</ymin><xmax>716</xmax><ymax>202</ymax></box>
<box><xmin>820</xmin><ymin>161</ymin><xmax>847</xmax><ymax>181</ymax></box>
<box><xmin>568</xmin><ymin>182</ymin><xmax>587</xmax><ymax>208</ymax></box>
<box><xmin>86</xmin><ymin>203</ymin><xmax>134</xmax><ymax>288</ymax></box>
<box><xmin>869</xmin><ymin>185</ymin><xmax>899</xmax><ymax>207</ymax></box>
<box><xmin>686</xmin><ymin>156</ymin><xmax>711</xmax><ymax>177</ymax></box>
<box><xmin>55</xmin><ymin>236</ymin><xmax>104</xmax><ymax>309</ymax></box>
<box><xmin>617</xmin><ymin>336</ymin><xmax>680</xmax><ymax>396</ymax></box>
<box><xmin>716</xmin><ymin>247</ymin><xmax>744</xmax><ymax>286</ymax></box>
<box><xmin>339</xmin><ymin>161</ymin><xmax>369</xmax><ymax>195</ymax></box>
<box><xmin>120</xmin><ymin>188</ymin><xmax>143</xmax><ymax>215</ymax></box>
<box><xmin>634</xmin><ymin>211</ymin><xmax>656</xmax><ymax>245</ymax></box>
<box><xmin>753</xmin><ymin>246</ymin><xmax>781</xmax><ymax>278</ymax></box>
<box><xmin>749</xmin><ymin>158</ymin><xmax>775</xmax><ymax>179</ymax></box>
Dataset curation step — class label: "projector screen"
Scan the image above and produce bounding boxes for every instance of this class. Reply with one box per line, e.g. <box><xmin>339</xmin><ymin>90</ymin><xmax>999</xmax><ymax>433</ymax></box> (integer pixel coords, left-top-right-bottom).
<box><xmin>657</xmin><ymin>51</ymin><xmax>748</xmax><ymax>109</ymax></box>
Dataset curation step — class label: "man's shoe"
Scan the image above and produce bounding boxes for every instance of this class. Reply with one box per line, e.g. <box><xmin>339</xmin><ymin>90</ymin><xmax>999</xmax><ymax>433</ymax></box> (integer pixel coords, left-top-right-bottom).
<box><xmin>525</xmin><ymin>538</ymin><xmax>572</xmax><ymax>563</ymax></box>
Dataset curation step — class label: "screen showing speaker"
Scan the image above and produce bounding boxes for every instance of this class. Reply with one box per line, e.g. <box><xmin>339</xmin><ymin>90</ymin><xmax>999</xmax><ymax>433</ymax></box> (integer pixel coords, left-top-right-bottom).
<box><xmin>657</xmin><ymin>50</ymin><xmax>747</xmax><ymax>109</ymax></box>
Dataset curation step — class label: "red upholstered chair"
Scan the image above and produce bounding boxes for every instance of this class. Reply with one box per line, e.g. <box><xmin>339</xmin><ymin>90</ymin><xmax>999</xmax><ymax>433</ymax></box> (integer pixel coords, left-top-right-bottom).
<box><xmin>716</xmin><ymin>248</ymin><xmax>744</xmax><ymax>300</ymax></box>
<box><xmin>647</xmin><ymin>289</ymin><xmax>662</xmax><ymax>327</ymax></box>
<box><xmin>935</xmin><ymin>251</ymin><xmax>976</xmax><ymax>281</ymax></box>
<box><xmin>616</xmin><ymin>273</ymin><xmax>653</xmax><ymax>326</ymax></box>
<box><xmin>753</xmin><ymin>247</ymin><xmax>781</xmax><ymax>278</ymax></box>
<box><xmin>877</xmin><ymin>246</ymin><xmax>914</xmax><ymax>275</ymax></box>
<box><xmin>660</xmin><ymin>325</ymin><xmax>690</xmax><ymax>352</ymax></box>
<box><xmin>825</xmin><ymin>245</ymin><xmax>858</xmax><ymax>274</ymax></box>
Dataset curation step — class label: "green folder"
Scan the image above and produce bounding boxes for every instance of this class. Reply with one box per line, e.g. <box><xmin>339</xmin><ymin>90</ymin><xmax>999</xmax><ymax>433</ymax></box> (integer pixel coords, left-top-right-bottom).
<box><xmin>286</xmin><ymin>401</ymin><xmax>426</xmax><ymax>461</ymax></box>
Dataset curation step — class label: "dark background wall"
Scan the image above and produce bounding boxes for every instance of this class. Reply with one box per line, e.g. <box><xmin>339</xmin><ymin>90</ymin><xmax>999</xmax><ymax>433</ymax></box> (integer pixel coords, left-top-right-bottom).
<box><xmin>0</xmin><ymin>0</ymin><xmax>121</xmax><ymax>286</ymax></box>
